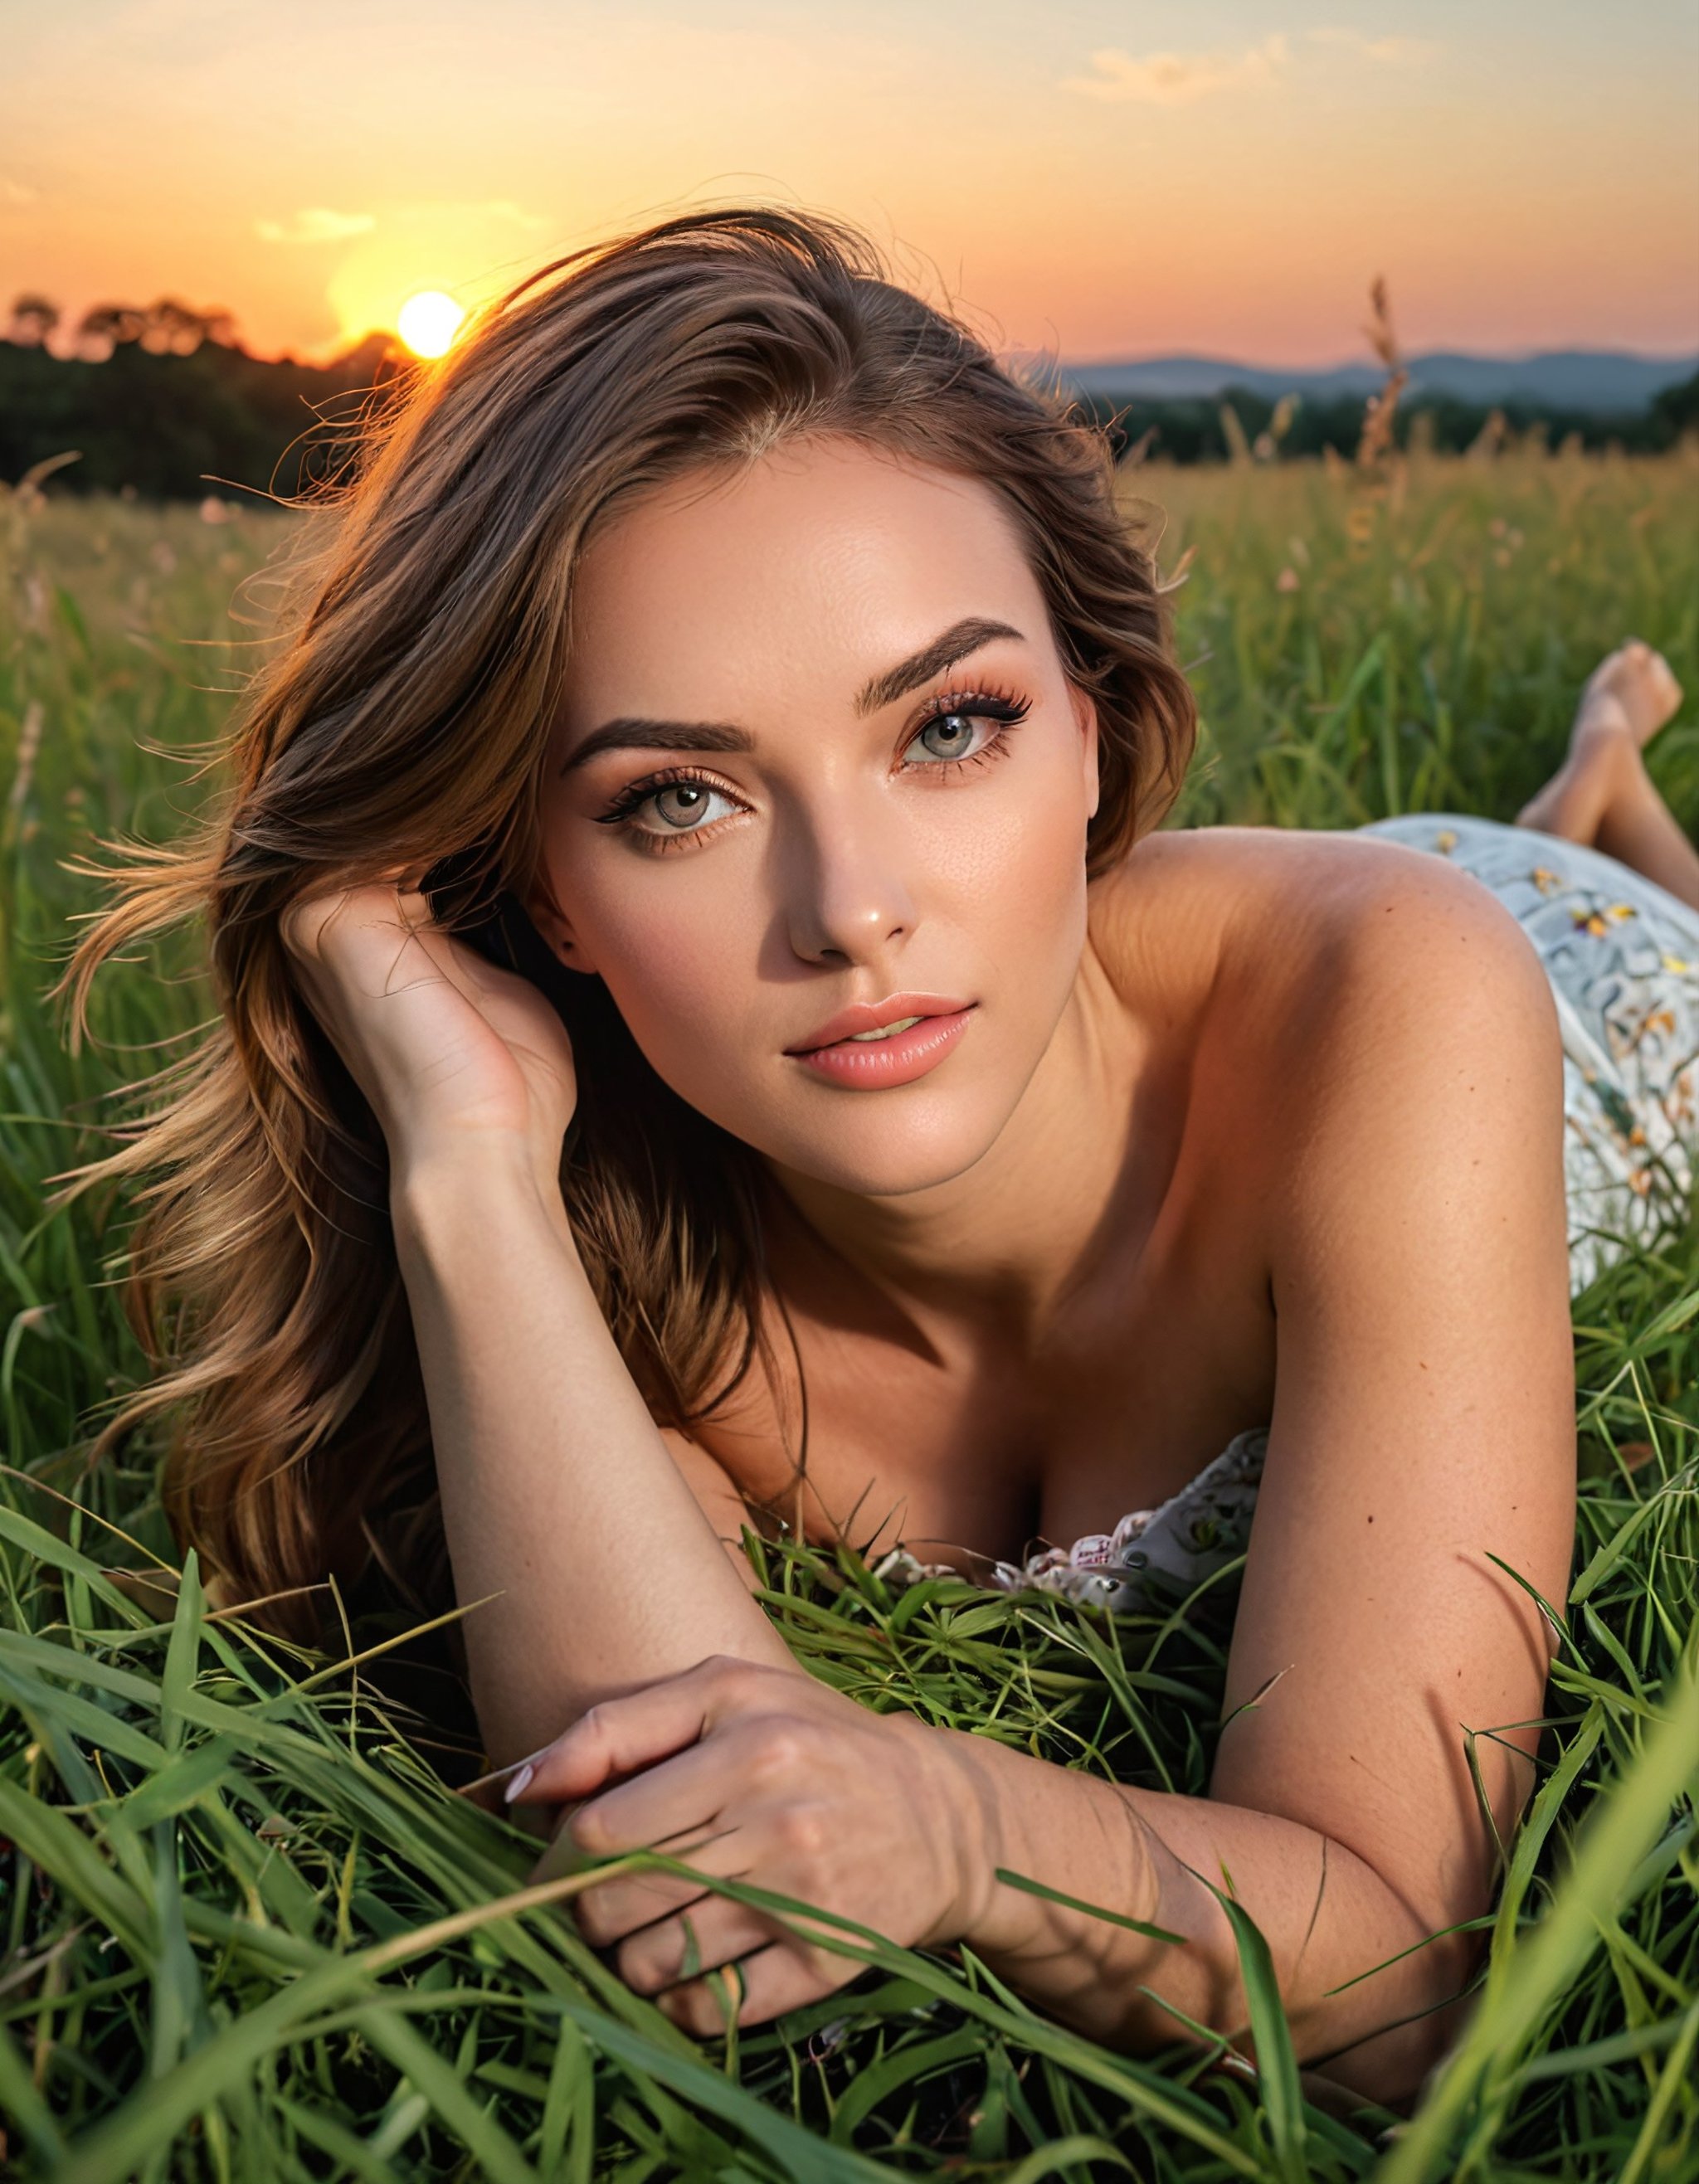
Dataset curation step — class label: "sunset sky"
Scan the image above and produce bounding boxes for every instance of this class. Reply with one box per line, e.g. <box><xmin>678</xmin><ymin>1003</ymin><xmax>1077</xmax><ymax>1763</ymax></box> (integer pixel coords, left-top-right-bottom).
<box><xmin>4</xmin><ymin>0</ymin><xmax>1697</xmax><ymax>369</ymax></box>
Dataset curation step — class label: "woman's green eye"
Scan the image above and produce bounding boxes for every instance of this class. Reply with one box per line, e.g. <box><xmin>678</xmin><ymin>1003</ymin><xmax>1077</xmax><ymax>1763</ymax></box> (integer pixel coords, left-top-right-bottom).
<box><xmin>912</xmin><ymin>714</ymin><xmax>980</xmax><ymax>761</ymax></box>
<box><xmin>596</xmin><ymin>774</ymin><xmax>745</xmax><ymax>840</ymax></box>
<box><xmin>649</xmin><ymin>783</ymin><xmax>718</xmax><ymax>829</ymax></box>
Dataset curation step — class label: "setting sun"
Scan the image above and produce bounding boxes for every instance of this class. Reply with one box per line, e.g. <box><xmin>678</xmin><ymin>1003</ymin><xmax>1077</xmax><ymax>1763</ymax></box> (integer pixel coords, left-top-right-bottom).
<box><xmin>397</xmin><ymin>289</ymin><xmax>466</xmax><ymax>358</ymax></box>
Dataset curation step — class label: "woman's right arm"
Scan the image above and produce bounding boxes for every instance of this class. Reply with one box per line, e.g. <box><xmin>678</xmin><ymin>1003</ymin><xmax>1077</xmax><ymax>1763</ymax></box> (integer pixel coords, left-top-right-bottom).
<box><xmin>281</xmin><ymin>882</ymin><xmax>798</xmax><ymax>1775</ymax></box>
<box><xmin>392</xmin><ymin>1150</ymin><xmax>797</xmax><ymax>1773</ymax></box>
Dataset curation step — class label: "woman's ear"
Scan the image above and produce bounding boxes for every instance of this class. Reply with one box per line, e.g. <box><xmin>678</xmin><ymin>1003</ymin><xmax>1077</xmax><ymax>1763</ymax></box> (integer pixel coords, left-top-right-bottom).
<box><xmin>1071</xmin><ymin>681</ymin><xmax>1102</xmax><ymax>821</ymax></box>
<box><xmin>522</xmin><ymin>876</ymin><xmax>600</xmax><ymax>977</ymax></box>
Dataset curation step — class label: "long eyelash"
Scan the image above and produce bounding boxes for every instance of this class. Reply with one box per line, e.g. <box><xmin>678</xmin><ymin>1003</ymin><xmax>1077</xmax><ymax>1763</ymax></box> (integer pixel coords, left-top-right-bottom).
<box><xmin>591</xmin><ymin>765</ymin><xmax>739</xmax><ymax>828</ymax></box>
<box><xmin>906</xmin><ymin>684</ymin><xmax>1033</xmax><ymax>779</ymax></box>
<box><xmin>589</xmin><ymin>683</ymin><xmax>1035</xmax><ymax>848</ymax></box>
<box><xmin>916</xmin><ymin>681</ymin><xmax>1030</xmax><ymax>726</ymax></box>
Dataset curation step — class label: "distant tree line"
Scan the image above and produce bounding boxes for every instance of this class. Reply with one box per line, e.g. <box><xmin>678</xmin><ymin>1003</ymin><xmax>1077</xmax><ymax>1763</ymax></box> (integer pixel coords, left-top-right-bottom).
<box><xmin>1</xmin><ymin>293</ymin><xmax>411</xmax><ymax>502</ymax></box>
<box><xmin>1070</xmin><ymin>376</ymin><xmax>1699</xmax><ymax>466</ymax></box>
<box><xmin>8</xmin><ymin>291</ymin><xmax>243</xmax><ymax>358</ymax></box>
<box><xmin>3</xmin><ymin>290</ymin><xmax>1697</xmax><ymax>502</ymax></box>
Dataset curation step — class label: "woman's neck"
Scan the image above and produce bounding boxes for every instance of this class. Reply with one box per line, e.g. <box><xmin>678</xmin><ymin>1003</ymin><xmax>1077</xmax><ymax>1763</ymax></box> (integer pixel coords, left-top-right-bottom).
<box><xmin>760</xmin><ymin>932</ymin><xmax>1180</xmax><ymax>1351</ymax></box>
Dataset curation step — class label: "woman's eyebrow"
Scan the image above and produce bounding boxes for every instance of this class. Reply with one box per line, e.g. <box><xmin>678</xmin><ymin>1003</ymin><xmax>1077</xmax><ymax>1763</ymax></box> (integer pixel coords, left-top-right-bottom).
<box><xmin>856</xmin><ymin>615</ymin><xmax>1026</xmax><ymax>717</ymax></box>
<box><xmin>557</xmin><ymin>615</ymin><xmax>1027</xmax><ymax>776</ymax></box>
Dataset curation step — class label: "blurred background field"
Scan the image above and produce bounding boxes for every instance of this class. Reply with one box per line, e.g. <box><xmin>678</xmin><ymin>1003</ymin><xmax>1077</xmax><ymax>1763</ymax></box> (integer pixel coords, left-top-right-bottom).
<box><xmin>2</xmin><ymin>441</ymin><xmax>1697</xmax><ymax>2180</ymax></box>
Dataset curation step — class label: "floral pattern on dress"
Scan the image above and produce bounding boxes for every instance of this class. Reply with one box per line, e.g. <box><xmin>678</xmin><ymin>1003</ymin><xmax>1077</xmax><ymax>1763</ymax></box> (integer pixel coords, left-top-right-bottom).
<box><xmin>874</xmin><ymin>814</ymin><xmax>1699</xmax><ymax>1618</ymax></box>
<box><xmin>1364</xmin><ymin>812</ymin><xmax>1699</xmax><ymax>1296</ymax></box>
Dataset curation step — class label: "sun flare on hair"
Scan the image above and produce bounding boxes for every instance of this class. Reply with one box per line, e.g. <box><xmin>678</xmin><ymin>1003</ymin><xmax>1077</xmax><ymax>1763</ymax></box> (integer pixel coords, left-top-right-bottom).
<box><xmin>397</xmin><ymin>290</ymin><xmax>466</xmax><ymax>359</ymax></box>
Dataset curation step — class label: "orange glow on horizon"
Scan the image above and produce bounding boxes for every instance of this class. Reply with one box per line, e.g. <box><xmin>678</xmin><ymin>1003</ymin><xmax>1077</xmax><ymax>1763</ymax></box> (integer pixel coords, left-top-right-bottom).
<box><xmin>4</xmin><ymin>10</ymin><xmax>1694</xmax><ymax>369</ymax></box>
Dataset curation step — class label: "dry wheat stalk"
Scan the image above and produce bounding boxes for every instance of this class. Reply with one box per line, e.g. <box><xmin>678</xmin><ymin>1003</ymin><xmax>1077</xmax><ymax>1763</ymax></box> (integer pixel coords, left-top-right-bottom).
<box><xmin>1356</xmin><ymin>273</ymin><xmax>1409</xmax><ymax>471</ymax></box>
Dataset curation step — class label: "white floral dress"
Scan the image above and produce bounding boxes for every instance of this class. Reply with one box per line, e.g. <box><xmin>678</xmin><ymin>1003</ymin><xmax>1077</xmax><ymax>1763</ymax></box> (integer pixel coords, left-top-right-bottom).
<box><xmin>874</xmin><ymin>814</ymin><xmax>1699</xmax><ymax>1617</ymax></box>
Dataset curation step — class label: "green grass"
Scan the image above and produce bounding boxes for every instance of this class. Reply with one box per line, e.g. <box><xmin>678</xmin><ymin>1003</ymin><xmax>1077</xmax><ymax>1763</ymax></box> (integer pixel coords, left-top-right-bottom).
<box><xmin>2</xmin><ymin>444</ymin><xmax>1697</xmax><ymax>2181</ymax></box>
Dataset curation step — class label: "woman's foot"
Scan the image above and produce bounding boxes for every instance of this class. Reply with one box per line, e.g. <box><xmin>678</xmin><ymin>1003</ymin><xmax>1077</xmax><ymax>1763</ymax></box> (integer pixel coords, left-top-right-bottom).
<box><xmin>1570</xmin><ymin>639</ymin><xmax>1682</xmax><ymax>749</ymax></box>
<box><xmin>1516</xmin><ymin>640</ymin><xmax>1683</xmax><ymax>837</ymax></box>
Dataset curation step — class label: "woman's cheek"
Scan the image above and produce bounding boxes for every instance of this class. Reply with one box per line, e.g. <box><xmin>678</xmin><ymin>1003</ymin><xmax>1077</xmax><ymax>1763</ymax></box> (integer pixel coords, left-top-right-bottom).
<box><xmin>944</xmin><ymin>764</ymin><xmax>1091</xmax><ymax>968</ymax></box>
<box><xmin>591</xmin><ymin>890</ymin><xmax>763</xmax><ymax>1104</ymax></box>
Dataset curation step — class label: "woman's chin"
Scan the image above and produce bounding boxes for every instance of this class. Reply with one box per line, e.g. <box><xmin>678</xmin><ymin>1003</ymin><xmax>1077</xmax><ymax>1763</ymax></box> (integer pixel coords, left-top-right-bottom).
<box><xmin>772</xmin><ymin>1148</ymin><xmax>999</xmax><ymax>1199</ymax></box>
<box><xmin>644</xmin><ymin>1029</ymin><xmax>1048</xmax><ymax>1198</ymax></box>
<box><xmin>738</xmin><ymin>1100</ymin><xmax>1016</xmax><ymax>1200</ymax></box>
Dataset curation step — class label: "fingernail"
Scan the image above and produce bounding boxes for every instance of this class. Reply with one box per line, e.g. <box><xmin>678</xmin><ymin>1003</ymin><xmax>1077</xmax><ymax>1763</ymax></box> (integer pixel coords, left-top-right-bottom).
<box><xmin>503</xmin><ymin>1763</ymin><xmax>535</xmax><ymax>1804</ymax></box>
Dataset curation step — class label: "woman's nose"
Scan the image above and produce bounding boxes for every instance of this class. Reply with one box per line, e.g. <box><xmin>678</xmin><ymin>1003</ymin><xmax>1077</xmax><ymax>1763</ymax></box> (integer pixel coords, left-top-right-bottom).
<box><xmin>783</xmin><ymin>815</ymin><xmax>918</xmax><ymax>967</ymax></box>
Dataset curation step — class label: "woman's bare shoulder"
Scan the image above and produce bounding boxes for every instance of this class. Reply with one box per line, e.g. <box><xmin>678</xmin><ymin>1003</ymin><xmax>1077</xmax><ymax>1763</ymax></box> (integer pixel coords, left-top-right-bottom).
<box><xmin>1093</xmin><ymin>820</ymin><xmax>1540</xmax><ymax>1021</ymax></box>
<box><xmin>1099</xmin><ymin>817</ymin><xmax>1502</xmax><ymax>922</ymax></box>
<box><xmin>1091</xmin><ymin>820</ymin><xmax>1559</xmax><ymax>1197</ymax></box>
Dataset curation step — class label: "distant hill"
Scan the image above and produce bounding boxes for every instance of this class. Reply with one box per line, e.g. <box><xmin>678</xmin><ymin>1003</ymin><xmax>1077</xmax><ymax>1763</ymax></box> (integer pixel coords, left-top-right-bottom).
<box><xmin>1047</xmin><ymin>348</ymin><xmax>1699</xmax><ymax>415</ymax></box>
<box><xmin>3</xmin><ymin>331</ymin><xmax>1695</xmax><ymax>500</ymax></box>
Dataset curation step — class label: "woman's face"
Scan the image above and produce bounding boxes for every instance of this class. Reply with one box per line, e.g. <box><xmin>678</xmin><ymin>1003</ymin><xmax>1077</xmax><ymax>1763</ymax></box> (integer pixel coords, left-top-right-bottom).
<box><xmin>529</xmin><ymin>431</ymin><xmax>1100</xmax><ymax>1197</ymax></box>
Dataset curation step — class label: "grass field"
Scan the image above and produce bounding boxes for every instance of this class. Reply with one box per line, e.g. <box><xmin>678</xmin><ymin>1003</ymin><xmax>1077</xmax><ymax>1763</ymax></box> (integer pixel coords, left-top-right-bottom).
<box><xmin>2</xmin><ymin>441</ymin><xmax>1698</xmax><ymax>2182</ymax></box>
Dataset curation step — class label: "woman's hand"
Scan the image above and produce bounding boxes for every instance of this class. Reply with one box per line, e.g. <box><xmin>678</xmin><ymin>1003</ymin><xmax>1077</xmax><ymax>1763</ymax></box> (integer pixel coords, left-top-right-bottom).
<box><xmin>279</xmin><ymin>878</ymin><xmax>577</xmax><ymax>1196</ymax></box>
<box><xmin>505</xmin><ymin>1654</ymin><xmax>990</xmax><ymax>2036</ymax></box>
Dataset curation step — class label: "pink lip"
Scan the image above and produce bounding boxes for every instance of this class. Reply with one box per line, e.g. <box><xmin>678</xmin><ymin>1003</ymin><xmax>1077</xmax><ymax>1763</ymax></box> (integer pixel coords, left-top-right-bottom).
<box><xmin>786</xmin><ymin>992</ymin><xmax>973</xmax><ymax>1053</ymax></box>
<box><xmin>786</xmin><ymin>1001</ymin><xmax>976</xmax><ymax>1090</ymax></box>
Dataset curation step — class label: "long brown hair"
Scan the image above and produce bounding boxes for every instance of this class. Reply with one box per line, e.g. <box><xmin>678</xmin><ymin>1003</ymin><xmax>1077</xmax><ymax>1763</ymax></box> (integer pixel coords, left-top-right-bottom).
<box><xmin>48</xmin><ymin>205</ymin><xmax>1197</xmax><ymax>1653</ymax></box>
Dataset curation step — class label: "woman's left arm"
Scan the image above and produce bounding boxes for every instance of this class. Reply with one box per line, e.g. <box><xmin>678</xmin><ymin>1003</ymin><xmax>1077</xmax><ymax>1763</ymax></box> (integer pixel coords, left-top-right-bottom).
<box><xmin>939</xmin><ymin>860</ymin><xmax>1580</xmax><ymax>2098</ymax></box>
<box><xmin>507</xmin><ymin>863</ymin><xmax>1576</xmax><ymax>2105</ymax></box>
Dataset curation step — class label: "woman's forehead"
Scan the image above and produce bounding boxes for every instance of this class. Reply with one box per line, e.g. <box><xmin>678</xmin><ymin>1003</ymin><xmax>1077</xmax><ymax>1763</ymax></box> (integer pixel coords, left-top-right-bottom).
<box><xmin>579</xmin><ymin>436</ymin><xmax>1029</xmax><ymax>593</ymax></box>
<box><xmin>559</xmin><ymin>445</ymin><xmax>1041</xmax><ymax>708</ymax></box>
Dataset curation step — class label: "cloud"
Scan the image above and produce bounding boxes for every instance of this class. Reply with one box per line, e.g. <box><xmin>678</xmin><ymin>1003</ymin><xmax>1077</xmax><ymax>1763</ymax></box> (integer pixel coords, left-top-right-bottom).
<box><xmin>1059</xmin><ymin>33</ymin><xmax>1289</xmax><ymax>105</ymax></box>
<box><xmin>1</xmin><ymin>173</ymin><xmax>39</xmax><ymax>206</ymax></box>
<box><xmin>256</xmin><ymin>207</ymin><xmax>377</xmax><ymax>246</ymax></box>
<box><xmin>256</xmin><ymin>200</ymin><xmax>545</xmax><ymax>251</ymax></box>
<box><xmin>1307</xmin><ymin>27</ymin><xmax>1441</xmax><ymax>65</ymax></box>
<box><xmin>478</xmin><ymin>198</ymin><xmax>548</xmax><ymax>232</ymax></box>
<box><xmin>1058</xmin><ymin>26</ymin><xmax>1440</xmax><ymax>105</ymax></box>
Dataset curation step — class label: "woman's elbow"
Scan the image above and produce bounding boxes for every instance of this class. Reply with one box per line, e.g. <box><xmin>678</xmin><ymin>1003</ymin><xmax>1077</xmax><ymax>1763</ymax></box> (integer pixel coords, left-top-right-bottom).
<box><xmin>1302</xmin><ymin>1922</ymin><xmax>1484</xmax><ymax>2110</ymax></box>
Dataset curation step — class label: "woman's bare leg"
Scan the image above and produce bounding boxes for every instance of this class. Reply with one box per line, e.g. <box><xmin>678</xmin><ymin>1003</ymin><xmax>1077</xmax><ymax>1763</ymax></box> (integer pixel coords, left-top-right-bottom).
<box><xmin>1515</xmin><ymin>640</ymin><xmax>1699</xmax><ymax>913</ymax></box>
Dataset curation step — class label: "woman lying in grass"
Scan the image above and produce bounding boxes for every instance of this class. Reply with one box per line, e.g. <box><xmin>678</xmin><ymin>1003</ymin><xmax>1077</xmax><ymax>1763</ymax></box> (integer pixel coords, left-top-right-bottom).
<box><xmin>56</xmin><ymin>206</ymin><xmax>1699</xmax><ymax>2107</ymax></box>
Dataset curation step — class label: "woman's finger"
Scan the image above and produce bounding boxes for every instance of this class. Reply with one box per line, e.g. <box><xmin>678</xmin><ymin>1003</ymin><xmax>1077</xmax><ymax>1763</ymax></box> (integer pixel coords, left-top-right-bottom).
<box><xmin>558</xmin><ymin>1729</ymin><xmax>766</xmax><ymax>1857</ymax></box>
<box><xmin>280</xmin><ymin>878</ymin><xmax>407</xmax><ymax>964</ymax></box>
<box><xmin>524</xmin><ymin>1788</ymin><xmax>737</xmax><ymax>1890</ymax></box>
<box><xmin>569</xmin><ymin>1817</ymin><xmax>747</xmax><ymax>1946</ymax></box>
<box><xmin>615</xmin><ymin>1891</ymin><xmax>783</xmax><ymax>1999</ymax></box>
<box><xmin>508</xmin><ymin>1654</ymin><xmax>779</xmax><ymax>1807</ymax></box>
<box><xmin>658</xmin><ymin>1936</ymin><xmax>851</xmax><ymax>2038</ymax></box>
<box><xmin>574</xmin><ymin>1865</ymin><xmax>717</xmax><ymax>1951</ymax></box>
<box><xmin>575</xmin><ymin>1814</ymin><xmax>857</xmax><ymax>2011</ymax></box>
